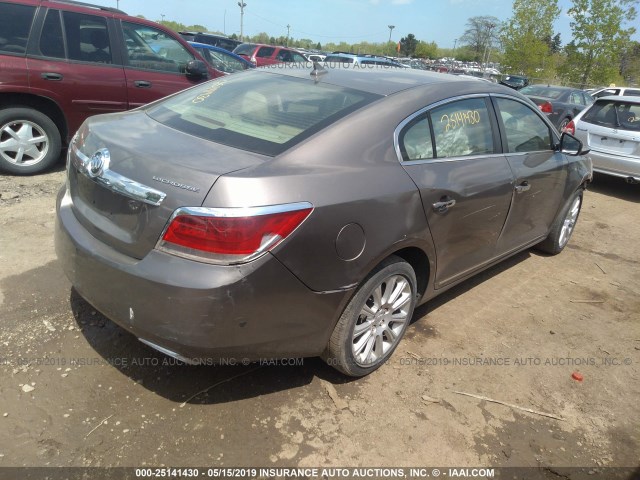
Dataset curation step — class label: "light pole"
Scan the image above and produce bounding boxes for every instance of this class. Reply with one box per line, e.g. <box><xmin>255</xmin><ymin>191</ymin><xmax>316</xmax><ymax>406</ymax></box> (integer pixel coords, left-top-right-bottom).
<box><xmin>482</xmin><ymin>23</ymin><xmax>495</xmax><ymax>68</ymax></box>
<box><xmin>238</xmin><ymin>2</ymin><xmax>247</xmax><ymax>42</ymax></box>
<box><xmin>286</xmin><ymin>24</ymin><xmax>291</xmax><ymax>46</ymax></box>
<box><xmin>387</xmin><ymin>25</ymin><xmax>395</xmax><ymax>56</ymax></box>
<box><xmin>116</xmin><ymin>0</ymin><xmax>119</xmax><ymax>10</ymax></box>
<box><xmin>160</xmin><ymin>13</ymin><xmax>165</xmax><ymax>22</ymax></box>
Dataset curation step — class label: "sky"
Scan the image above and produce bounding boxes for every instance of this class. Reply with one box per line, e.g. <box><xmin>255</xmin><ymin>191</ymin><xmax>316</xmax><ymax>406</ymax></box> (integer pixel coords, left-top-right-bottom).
<box><xmin>95</xmin><ymin>0</ymin><xmax>638</xmax><ymax>49</ymax></box>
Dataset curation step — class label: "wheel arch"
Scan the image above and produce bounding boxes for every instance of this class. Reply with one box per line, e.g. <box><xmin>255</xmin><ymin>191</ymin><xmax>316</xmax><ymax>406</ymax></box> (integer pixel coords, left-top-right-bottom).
<box><xmin>0</xmin><ymin>93</ymin><xmax>68</xmax><ymax>144</ymax></box>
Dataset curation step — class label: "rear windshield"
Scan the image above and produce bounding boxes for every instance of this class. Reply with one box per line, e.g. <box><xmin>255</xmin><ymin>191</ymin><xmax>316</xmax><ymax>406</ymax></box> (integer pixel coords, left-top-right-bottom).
<box><xmin>582</xmin><ymin>99</ymin><xmax>640</xmax><ymax>132</ymax></box>
<box><xmin>146</xmin><ymin>71</ymin><xmax>380</xmax><ymax>156</ymax></box>
<box><xmin>325</xmin><ymin>56</ymin><xmax>354</xmax><ymax>63</ymax></box>
<box><xmin>233</xmin><ymin>43</ymin><xmax>256</xmax><ymax>56</ymax></box>
<box><xmin>520</xmin><ymin>86</ymin><xmax>565</xmax><ymax>99</ymax></box>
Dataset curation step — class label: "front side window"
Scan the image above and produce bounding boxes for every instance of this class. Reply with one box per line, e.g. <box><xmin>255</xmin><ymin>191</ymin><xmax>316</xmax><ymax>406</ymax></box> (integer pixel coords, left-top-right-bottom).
<box><xmin>495</xmin><ymin>98</ymin><xmax>552</xmax><ymax>153</ymax></box>
<box><xmin>202</xmin><ymin>48</ymin><xmax>247</xmax><ymax>73</ymax></box>
<box><xmin>123</xmin><ymin>22</ymin><xmax>193</xmax><ymax>72</ymax></box>
<box><xmin>431</xmin><ymin>98</ymin><xmax>495</xmax><ymax>158</ymax></box>
<box><xmin>0</xmin><ymin>2</ymin><xmax>36</xmax><ymax>54</ymax></box>
<box><xmin>623</xmin><ymin>89</ymin><xmax>640</xmax><ymax>97</ymax></box>
<box><xmin>63</xmin><ymin>12</ymin><xmax>112</xmax><ymax>64</ymax></box>
<box><xmin>582</xmin><ymin>100</ymin><xmax>640</xmax><ymax>132</ymax></box>
<box><xmin>40</xmin><ymin>9</ymin><xmax>65</xmax><ymax>59</ymax></box>
<box><xmin>147</xmin><ymin>72</ymin><xmax>379</xmax><ymax>156</ymax></box>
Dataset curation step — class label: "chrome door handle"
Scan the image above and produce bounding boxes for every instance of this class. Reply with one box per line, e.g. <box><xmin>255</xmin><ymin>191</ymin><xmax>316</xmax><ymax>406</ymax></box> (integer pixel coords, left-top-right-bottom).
<box><xmin>515</xmin><ymin>181</ymin><xmax>531</xmax><ymax>193</ymax></box>
<box><xmin>432</xmin><ymin>198</ymin><xmax>456</xmax><ymax>213</ymax></box>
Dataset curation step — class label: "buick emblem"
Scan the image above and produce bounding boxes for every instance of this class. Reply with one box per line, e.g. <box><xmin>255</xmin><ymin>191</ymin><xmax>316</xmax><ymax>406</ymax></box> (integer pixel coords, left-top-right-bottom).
<box><xmin>88</xmin><ymin>148</ymin><xmax>110</xmax><ymax>178</ymax></box>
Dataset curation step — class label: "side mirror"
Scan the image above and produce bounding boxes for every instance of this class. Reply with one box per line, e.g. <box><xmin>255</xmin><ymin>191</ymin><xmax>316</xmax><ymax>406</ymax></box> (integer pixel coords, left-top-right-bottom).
<box><xmin>185</xmin><ymin>60</ymin><xmax>208</xmax><ymax>79</ymax></box>
<box><xmin>559</xmin><ymin>131</ymin><xmax>590</xmax><ymax>156</ymax></box>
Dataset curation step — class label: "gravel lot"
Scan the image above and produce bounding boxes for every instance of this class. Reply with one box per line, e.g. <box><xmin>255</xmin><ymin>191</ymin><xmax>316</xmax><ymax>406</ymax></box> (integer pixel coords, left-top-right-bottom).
<box><xmin>0</xmin><ymin>164</ymin><xmax>638</xmax><ymax>476</ymax></box>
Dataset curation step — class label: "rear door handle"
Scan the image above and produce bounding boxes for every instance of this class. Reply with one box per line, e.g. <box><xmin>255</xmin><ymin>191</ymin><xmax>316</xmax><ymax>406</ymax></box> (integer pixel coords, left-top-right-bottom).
<box><xmin>41</xmin><ymin>72</ymin><xmax>63</xmax><ymax>81</ymax></box>
<box><xmin>432</xmin><ymin>197</ymin><xmax>456</xmax><ymax>213</ymax></box>
<box><xmin>515</xmin><ymin>181</ymin><xmax>531</xmax><ymax>193</ymax></box>
<box><xmin>134</xmin><ymin>80</ymin><xmax>152</xmax><ymax>88</ymax></box>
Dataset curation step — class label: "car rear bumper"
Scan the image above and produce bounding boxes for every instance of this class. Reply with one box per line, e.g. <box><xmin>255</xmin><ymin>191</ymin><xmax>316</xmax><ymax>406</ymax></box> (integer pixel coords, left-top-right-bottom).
<box><xmin>55</xmin><ymin>186</ymin><xmax>350</xmax><ymax>362</ymax></box>
<box><xmin>588</xmin><ymin>150</ymin><xmax>640</xmax><ymax>181</ymax></box>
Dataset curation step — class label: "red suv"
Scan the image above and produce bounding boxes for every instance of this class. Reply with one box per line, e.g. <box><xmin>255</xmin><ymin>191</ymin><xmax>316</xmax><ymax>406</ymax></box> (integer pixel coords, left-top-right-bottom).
<box><xmin>0</xmin><ymin>0</ymin><xmax>223</xmax><ymax>174</ymax></box>
<box><xmin>233</xmin><ymin>43</ymin><xmax>307</xmax><ymax>67</ymax></box>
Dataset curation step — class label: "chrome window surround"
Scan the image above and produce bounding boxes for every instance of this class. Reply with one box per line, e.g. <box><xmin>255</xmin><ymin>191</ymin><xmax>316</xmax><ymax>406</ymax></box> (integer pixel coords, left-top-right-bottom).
<box><xmin>69</xmin><ymin>142</ymin><xmax>167</xmax><ymax>206</ymax></box>
<box><xmin>393</xmin><ymin>93</ymin><xmax>558</xmax><ymax>165</ymax></box>
<box><xmin>155</xmin><ymin>202</ymin><xmax>314</xmax><ymax>265</ymax></box>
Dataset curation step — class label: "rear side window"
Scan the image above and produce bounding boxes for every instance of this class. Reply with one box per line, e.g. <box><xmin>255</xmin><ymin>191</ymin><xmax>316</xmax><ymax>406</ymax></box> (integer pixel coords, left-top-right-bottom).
<box><xmin>623</xmin><ymin>89</ymin><xmax>640</xmax><ymax>97</ymax></box>
<box><xmin>325</xmin><ymin>56</ymin><xmax>354</xmax><ymax>63</ymax></box>
<box><xmin>431</xmin><ymin>98</ymin><xmax>495</xmax><ymax>157</ymax></box>
<box><xmin>147</xmin><ymin>72</ymin><xmax>380</xmax><ymax>156</ymax></box>
<box><xmin>582</xmin><ymin>100</ymin><xmax>640</xmax><ymax>132</ymax></box>
<box><xmin>0</xmin><ymin>2</ymin><xmax>36</xmax><ymax>54</ymax></box>
<box><xmin>256</xmin><ymin>46</ymin><xmax>275</xmax><ymax>58</ymax></box>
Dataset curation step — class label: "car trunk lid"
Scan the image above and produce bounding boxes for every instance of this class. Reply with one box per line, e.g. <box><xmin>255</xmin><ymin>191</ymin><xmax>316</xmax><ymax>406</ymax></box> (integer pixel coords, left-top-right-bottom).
<box><xmin>66</xmin><ymin>110</ymin><xmax>266</xmax><ymax>259</ymax></box>
<box><xmin>581</xmin><ymin>123</ymin><xmax>640</xmax><ymax>157</ymax></box>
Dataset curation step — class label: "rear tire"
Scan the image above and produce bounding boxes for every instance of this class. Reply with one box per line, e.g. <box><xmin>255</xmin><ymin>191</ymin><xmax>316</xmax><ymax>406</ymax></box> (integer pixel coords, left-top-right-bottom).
<box><xmin>0</xmin><ymin>107</ymin><xmax>62</xmax><ymax>175</ymax></box>
<box><xmin>558</xmin><ymin>117</ymin><xmax>571</xmax><ymax>131</ymax></box>
<box><xmin>536</xmin><ymin>189</ymin><xmax>583</xmax><ymax>255</ymax></box>
<box><xmin>323</xmin><ymin>256</ymin><xmax>417</xmax><ymax>377</ymax></box>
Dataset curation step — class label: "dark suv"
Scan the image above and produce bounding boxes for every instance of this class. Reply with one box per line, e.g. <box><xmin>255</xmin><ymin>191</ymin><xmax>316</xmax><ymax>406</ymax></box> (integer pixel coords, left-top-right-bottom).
<box><xmin>178</xmin><ymin>31</ymin><xmax>240</xmax><ymax>52</ymax></box>
<box><xmin>0</xmin><ymin>0</ymin><xmax>221</xmax><ymax>174</ymax></box>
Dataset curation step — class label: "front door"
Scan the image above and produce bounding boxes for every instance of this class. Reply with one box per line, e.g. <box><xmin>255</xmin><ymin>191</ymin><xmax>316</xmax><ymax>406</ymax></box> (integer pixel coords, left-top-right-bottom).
<box><xmin>398</xmin><ymin>96</ymin><xmax>515</xmax><ymax>288</ymax></box>
<box><xmin>119</xmin><ymin>21</ymin><xmax>203</xmax><ymax>108</ymax></box>
<box><xmin>491</xmin><ymin>96</ymin><xmax>567</xmax><ymax>254</ymax></box>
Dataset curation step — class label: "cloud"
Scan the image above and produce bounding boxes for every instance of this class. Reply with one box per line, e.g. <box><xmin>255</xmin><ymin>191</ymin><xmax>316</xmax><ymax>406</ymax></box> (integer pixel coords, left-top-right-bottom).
<box><xmin>391</xmin><ymin>0</ymin><xmax>414</xmax><ymax>4</ymax></box>
<box><xmin>370</xmin><ymin>0</ymin><xmax>381</xmax><ymax>4</ymax></box>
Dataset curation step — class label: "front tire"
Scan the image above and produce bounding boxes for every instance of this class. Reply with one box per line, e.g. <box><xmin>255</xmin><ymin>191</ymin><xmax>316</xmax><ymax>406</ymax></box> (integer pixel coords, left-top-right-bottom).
<box><xmin>536</xmin><ymin>189</ymin><xmax>583</xmax><ymax>255</ymax></box>
<box><xmin>0</xmin><ymin>107</ymin><xmax>62</xmax><ymax>175</ymax></box>
<box><xmin>323</xmin><ymin>256</ymin><xmax>417</xmax><ymax>377</ymax></box>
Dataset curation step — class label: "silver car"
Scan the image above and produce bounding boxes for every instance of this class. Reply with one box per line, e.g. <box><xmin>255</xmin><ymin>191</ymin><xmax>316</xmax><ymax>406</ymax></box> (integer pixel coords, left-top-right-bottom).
<box><xmin>568</xmin><ymin>95</ymin><xmax>640</xmax><ymax>183</ymax></box>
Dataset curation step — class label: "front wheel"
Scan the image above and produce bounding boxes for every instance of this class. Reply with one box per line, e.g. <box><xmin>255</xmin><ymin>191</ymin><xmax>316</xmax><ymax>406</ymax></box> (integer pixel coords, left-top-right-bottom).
<box><xmin>536</xmin><ymin>189</ymin><xmax>583</xmax><ymax>255</ymax></box>
<box><xmin>323</xmin><ymin>256</ymin><xmax>417</xmax><ymax>377</ymax></box>
<box><xmin>0</xmin><ymin>107</ymin><xmax>62</xmax><ymax>175</ymax></box>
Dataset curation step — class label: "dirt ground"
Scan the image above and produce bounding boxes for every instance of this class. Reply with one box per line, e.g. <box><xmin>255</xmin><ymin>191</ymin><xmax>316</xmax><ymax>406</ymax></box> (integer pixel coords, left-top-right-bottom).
<box><xmin>0</xmin><ymin>163</ymin><xmax>638</xmax><ymax>477</ymax></box>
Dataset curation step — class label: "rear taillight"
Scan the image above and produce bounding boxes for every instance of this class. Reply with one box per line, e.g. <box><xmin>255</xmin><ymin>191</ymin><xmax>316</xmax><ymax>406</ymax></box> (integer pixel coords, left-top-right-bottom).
<box><xmin>157</xmin><ymin>203</ymin><xmax>313</xmax><ymax>264</ymax></box>
<box><xmin>539</xmin><ymin>101</ymin><xmax>553</xmax><ymax>114</ymax></box>
<box><xmin>563</xmin><ymin>120</ymin><xmax>575</xmax><ymax>135</ymax></box>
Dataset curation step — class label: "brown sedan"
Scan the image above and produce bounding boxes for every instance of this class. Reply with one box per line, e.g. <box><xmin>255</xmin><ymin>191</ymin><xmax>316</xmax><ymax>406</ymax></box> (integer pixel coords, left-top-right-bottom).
<box><xmin>55</xmin><ymin>65</ymin><xmax>592</xmax><ymax>376</ymax></box>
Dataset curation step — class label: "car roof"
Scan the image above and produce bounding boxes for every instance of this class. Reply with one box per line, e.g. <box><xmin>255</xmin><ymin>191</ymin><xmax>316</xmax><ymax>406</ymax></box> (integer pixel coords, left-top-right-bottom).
<box><xmin>526</xmin><ymin>84</ymin><xmax>576</xmax><ymax>92</ymax></box>
<box><xmin>189</xmin><ymin>42</ymin><xmax>231</xmax><ymax>53</ymax></box>
<box><xmin>595</xmin><ymin>95</ymin><xmax>640</xmax><ymax>104</ymax></box>
<box><xmin>260</xmin><ymin>64</ymin><xmax>516</xmax><ymax>97</ymax></box>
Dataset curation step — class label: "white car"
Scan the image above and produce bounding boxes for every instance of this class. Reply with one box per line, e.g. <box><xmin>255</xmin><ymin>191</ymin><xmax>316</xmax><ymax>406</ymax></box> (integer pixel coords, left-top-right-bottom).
<box><xmin>590</xmin><ymin>86</ymin><xmax>640</xmax><ymax>99</ymax></box>
<box><xmin>565</xmin><ymin>95</ymin><xmax>640</xmax><ymax>183</ymax></box>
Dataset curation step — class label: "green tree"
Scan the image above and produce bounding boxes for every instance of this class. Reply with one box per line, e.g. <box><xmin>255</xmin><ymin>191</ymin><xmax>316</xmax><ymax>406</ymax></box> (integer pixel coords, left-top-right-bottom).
<box><xmin>460</xmin><ymin>16</ymin><xmax>500</xmax><ymax>62</ymax></box>
<box><xmin>399</xmin><ymin>33</ymin><xmax>418</xmax><ymax>56</ymax></box>
<box><xmin>620</xmin><ymin>40</ymin><xmax>640</xmax><ymax>85</ymax></box>
<box><xmin>501</xmin><ymin>0</ymin><xmax>560</xmax><ymax>76</ymax></box>
<box><xmin>561</xmin><ymin>0</ymin><xmax>638</xmax><ymax>87</ymax></box>
<box><xmin>316</xmin><ymin>42</ymin><xmax>322</xmax><ymax>50</ymax></box>
<box><xmin>414</xmin><ymin>41</ymin><xmax>438</xmax><ymax>59</ymax></box>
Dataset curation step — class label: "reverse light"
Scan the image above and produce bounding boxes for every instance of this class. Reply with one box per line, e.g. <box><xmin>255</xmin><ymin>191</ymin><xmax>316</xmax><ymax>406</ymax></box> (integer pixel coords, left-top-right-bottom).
<box><xmin>157</xmin><ymin>202</ymin><xmax>313</xmax><ymax>264</ymax></box>
<box><xmin>563</xmin><ymin>120</ymin><xmax>575</xmax><ymax>135</ymax></box>
<box><xmin>539</xmin><ymin>101</ymin><xmax>553</xmax><ymax>114</ymax></box>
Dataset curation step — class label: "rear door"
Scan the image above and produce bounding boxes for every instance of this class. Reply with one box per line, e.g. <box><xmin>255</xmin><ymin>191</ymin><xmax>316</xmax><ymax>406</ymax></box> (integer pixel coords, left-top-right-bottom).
<box><xmin>0</xmin><ymin>2</ymin><xmax>35</xmax><ymax>95</ymax></box>
<box><xmin>491</xmin><ymin>96</ymin><xmax>567</xmax><ymax>254</ymax></box>
<box><xmin>118</xmin><ymin>20</ymin><xmax>206</xmax><ymax>108</ymax></box>
<box><xmin>27</xmin><ymin>8</ymin><xmax>127</xmax><ymax>139</ymax></box>
<box><xmin>398</xmin><ymin>95</ymin><xmax>514</xmax><ymax>288</ymax></box>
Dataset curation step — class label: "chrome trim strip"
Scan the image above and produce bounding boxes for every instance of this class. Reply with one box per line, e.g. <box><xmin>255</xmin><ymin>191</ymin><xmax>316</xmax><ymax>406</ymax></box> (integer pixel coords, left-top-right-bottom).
<box><xmin>70</xmin><ymin>143</ymin><xmax>166</xmax><ymax>206</ymax></box>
